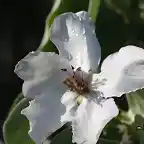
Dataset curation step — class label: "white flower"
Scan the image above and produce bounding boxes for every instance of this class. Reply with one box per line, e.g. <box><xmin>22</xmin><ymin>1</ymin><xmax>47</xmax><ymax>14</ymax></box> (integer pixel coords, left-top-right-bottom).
<box><xmin>14</xmin><ymin>11</ymin><xmax>144</xmax><ymax>144</ymax></box>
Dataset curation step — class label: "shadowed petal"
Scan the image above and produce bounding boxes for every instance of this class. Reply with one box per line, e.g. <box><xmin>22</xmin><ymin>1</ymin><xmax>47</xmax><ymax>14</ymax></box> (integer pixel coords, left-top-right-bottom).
<box><xmin>15</xmin><ymin>52</ymin><xmax>62</xmax><ymax>80</ymax></box>
<box><xmin>50</xmin><ymin>11</ymin><xmax>101</xmax><ymax>73</ymax></box>
<box><xmin>15</xmin><ymin>52</ymin><xmax>70</xmax><ymax>144</ymax></box>
<box><xmin>15</xmin><ymin>52</ymin><xmax>69</xmax><ymax>98</ymax></box>
<box><xmin>22</xmin><ymin>89</ymin><xmax>66</xmax><ymax>144</ymax></box>
<box><xmin>98</xmin><ymin>45</ymin><xmax>144</xmax><ymax>97</ymax></box>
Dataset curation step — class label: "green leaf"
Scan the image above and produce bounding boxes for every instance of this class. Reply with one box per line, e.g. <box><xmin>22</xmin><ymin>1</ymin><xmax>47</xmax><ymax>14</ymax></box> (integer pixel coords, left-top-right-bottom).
<box><xmin>127</xmin><ymin>115</ymin><xmax>144</xmax><ymax>144</ymax></box>
<box><xmin>126</xmin><ymin>90</ymin><xmax>144</xmax><ymax>143</ymax></box>
<box><xmin>118</xmin><ymin>109</ymin><xmax>135</xmax><ymax>125</ymax></box>
<box><xmin>10</xmin><ymin>93</ymin><xmax>24</xmax><ymax>111</ymax></box>
<box><xmin>102</xmin><ymin>118</ymin><xmax>122</xmax><ymax>142</ymax></box>
<box><xmin>51</xmin><ymin>128</ymin><xmax>72</xmax><ymax>144</ymax></box>
<box><xmin>126</xmin><ymin>89</ymin><xmax>144</xmax><ymax>118</ymax></box>
<box><xmin>119</xmin><ymin>90</ymin><xmax>144</xmax><ymax>143</ymax></box>
<box><xmin>3</xmin><ymin>98</ymin><xmax>34</xmax><ymax>144</ymax></box>
<box><xmin>134</xmin><ymin>115</ymin><xmax>144</xmax><ymax>144</ymax></box>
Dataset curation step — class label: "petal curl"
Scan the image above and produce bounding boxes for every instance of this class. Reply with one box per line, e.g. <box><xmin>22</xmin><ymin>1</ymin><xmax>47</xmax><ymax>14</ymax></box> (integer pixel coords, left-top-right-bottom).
<box><xmin>99</xmin><ymin>45</ymin><xmax>144</xmax><ymax>97</ymax></box>
<box><xmin>22</xmin><ymin>90</ymin><xmax>66</xmax><ymax>144</ymax></box>
<box><xmin>71</xmin><ymin>98</ymin><xmax>119</xmax><ymax>144</ymax></box>
<box><xmin>15</xmin><ymin>52</ymin><xmax>68</xmax><ymax>98</ymax></box>
<box><xmin>50</xmin><ymin>11</ymin><xmax>101</xmax><ymax>73</ymax></box>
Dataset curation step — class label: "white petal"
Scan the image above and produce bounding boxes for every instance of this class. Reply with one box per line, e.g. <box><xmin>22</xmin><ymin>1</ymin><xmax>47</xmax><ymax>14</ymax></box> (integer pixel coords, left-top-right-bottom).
<box><xmin>72</xmin><ymin>97</ymin><xmax>119</xmax><ymax>144</ymax></box>
<box><xmin>15</xmin><ymin>52</ymin><xmax>60</xmax><ymax>80</ymax></box>
<box><xmin>15</xmin><ymin>52</ymin><xmax>68</xmax><ymax>98</ymax></box>
<box><xmin>15</xmin><ymin>52</ymin><xmax>69</xmax><ymax>144</ymax></box>
<box><xmin>99</xmin><ymin>45</ymin><xmax>144</xmax><ymax>97</ymax></box>
<box><xmin>22</xmin><ymin>90</ymin><xmax>66</xmax><ymax>144</ymax></box>
<box><xmin>50</xmin><ymin>11</ymin><xmax>101</xmax><ymax>73</ymax></box>
<box><xmin>61</xmin><ymin>91</ymin><xmax>78</xmax><ymax>123</ymax></box>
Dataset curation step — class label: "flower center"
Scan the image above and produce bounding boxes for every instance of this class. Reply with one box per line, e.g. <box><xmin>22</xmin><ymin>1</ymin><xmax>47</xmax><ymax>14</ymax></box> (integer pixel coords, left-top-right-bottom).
<box><xmin>61</xmin><ymin>66</ymin><xmax>90</xmax><ymax>95</ymax></box>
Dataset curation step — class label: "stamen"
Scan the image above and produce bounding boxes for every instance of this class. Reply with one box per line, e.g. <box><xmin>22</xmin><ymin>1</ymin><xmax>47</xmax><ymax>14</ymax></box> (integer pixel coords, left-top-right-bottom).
<box><xmin>62</xmin><ymin>66</ymin><xmax>89</xmax><ymax>95</ymax></box>
<box><xmin>71</xmin><ymin>65</ymin><xmax>74</xmax><ymax>70</ymax></box>
<box><xmin>61</xmin><ymin>68</ymin><xmax>67</xmax><ymax>71</ymax></box>
<box><xmin>71</xmin><ymin>65</ymin><xmax>76</xmax><ymax>78</ymax></box>
<box><xmin>76</xmin><ymin>67</ymin><xmax>84</xmax><ymax>85</ymax></box>
<box><xmin>76</xmin><ymin>67</ymin><xmax>81</xmax><ymax>71</ymax></box>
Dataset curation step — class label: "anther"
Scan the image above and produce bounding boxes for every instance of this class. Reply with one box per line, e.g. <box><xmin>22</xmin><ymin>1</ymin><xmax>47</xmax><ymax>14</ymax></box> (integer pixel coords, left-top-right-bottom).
<box><xmin>61</xmin><ymin>68</ymin><xmax>67</xmax><ymax>71</ymax></box>
<box><xmin>71</xmin><ymin>65</ymin><xmax>74</xmax><ymax>70</ymax></box>
<box><xmin>77</xmin><ymin>67</ymin><xmax>81</xmax><ymax>71</ymax></box>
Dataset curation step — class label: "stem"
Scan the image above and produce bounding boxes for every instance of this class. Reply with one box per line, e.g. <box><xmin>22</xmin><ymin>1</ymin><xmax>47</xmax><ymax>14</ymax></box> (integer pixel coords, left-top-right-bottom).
<box><xmin>88</xmin><ymin>0</ymin><xmax>100</xmax><ymax>23</ymax></box>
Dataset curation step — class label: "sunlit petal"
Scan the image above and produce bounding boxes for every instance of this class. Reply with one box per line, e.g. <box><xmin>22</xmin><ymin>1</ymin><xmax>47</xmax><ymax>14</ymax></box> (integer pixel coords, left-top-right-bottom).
<box><xmin>99</xmin><ymin>45</ymin><xmax>144</xmax><ymax>97</ymax></box>
<box><xmin>50</xmin><ymin>11</ymin><xmax>101</xmax><ymax>72</ymax></box>
<box><xmin>72</xmin><ymin>97</ymin><xmax>119</xmax><ymax>144</ymax></box>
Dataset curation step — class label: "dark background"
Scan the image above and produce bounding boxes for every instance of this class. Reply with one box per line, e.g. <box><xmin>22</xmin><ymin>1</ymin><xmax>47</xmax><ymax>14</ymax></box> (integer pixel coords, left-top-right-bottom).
<box><xmin>0</xmin><ymin>0</ymin><xmax>52</xmax><ymax>140</ymax></box>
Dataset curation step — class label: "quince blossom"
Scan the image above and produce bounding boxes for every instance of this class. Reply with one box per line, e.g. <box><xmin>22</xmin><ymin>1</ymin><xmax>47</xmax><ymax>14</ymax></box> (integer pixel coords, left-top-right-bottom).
<box><xmin>15</xmin><ymin>11</ymin><xmax>144</xmax><ymax>144</ymax></box>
